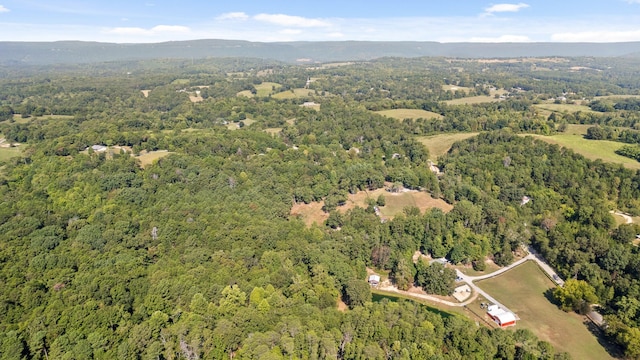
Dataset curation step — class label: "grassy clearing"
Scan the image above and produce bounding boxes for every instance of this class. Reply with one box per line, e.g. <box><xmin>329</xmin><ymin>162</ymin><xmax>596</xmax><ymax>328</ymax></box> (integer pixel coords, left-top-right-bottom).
<box><xmin>477</xmin><ymin>261</ymin><xmax>613</xmax><ymax>359</ymax></box>
<box><xmin>375</xmin><ymin>109</ymin><xmax>443</xmax><ymax>120</ymax></box>
<box><xmin>264</xmin><ymin>128</ymin><xmax>282</xmax><ymax>135</ymax></box>
<box><xmin>445</xmin><ymin>95</ymin><xmax>499</xmax><ymax>105</ymax></box>
<box><xmin>136</xmin><ymin>150</ymin><xmax>172</xmax><ymax>168</ymax></box>
<box><xmin>291</xmin><ymin>201</ymin><xmax>328</xmax><ymax>227</ymax></box>
<box><xmin>526</xmin><ymin>134</ymin><xmax>640</xmax><ymax>170</ymax></box>
<box><xmin>291</xmin><ymin>188</ymin><xmax>452</xmax><ymax>226</ymax></box>
<box><xmin>141</xmin><ymin>90</ymin><xmax>150</xmax><ymax>98</ymax></box>
<box><xmin>226</xmin><ymin>118</ymin><xmax>256</xmax><ymax>130</ymax></box>
<box><xmin>272</xmin><ymin>88</ymin><xmax>316</xmax><ymax>99</ymax></box>
<box><xmin>594</xmin><ymin>95</ymin><xmax>640</xmax><ymax>100</ymax></box>
<box><xmin>534</xmin><ymin>103</ymin><xmax>597</xmax><ymax>114</ymax></box>
<box><xmin>237</xmin><ymin>90</ymin><xmax>254</xmax><ymax>98</ymax></box>
<box><xmin>0</xmin><ymin>146</ymin><xmax>22</xmax><ymax>162</ymax></box>
<box><xmin>442</xmin><ymin>84</ymin><xmax>473</xmax><ymax>93</ymax></box>
<box><xmin>255</xmin><ymin>82</ymin><xmax>282</xmax><ymax>97</ymax></box>
<box><xmin>341</xmin><ymin>188</ymin><xmax>452</xmax><ymax>220</ymax></box>
<box><xmin>561</xmin><ymin>124</ymin><xmax>593</xmax><ymax>136</ymax></box>
<box><xmin>417</xmin><ymin>133</ymin><xmax>479</xmax><ymax>160</ymax></box>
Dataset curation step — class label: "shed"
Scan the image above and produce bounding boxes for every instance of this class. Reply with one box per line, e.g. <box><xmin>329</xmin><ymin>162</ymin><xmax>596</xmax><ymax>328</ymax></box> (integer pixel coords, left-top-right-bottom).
<box><xmin>368</xmin><ymin>274</ymin><xmax>381</xmax><ymax>286</ymax></box>
<box><xmin>487</xmin><ymin>305</ymin><xmax>517</xmax><ymax>328</ymax></box>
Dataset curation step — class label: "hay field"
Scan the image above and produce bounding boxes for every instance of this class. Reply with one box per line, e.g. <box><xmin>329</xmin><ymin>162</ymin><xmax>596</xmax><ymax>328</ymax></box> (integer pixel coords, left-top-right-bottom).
<box><xmin>272</xmin><ymin>88</ymin><xmax>316</xmax><ymax>99</ymax></box>
<box><xmin>375</xmin><ymin>109</ymin><xmax>443</xmax><ymax>120</ymax></box>
<box><xmin>136</xmin><ymin>150</ymin><xmax>172</xmax><ymax>168</ymax></box>
<box><xmin>534</xmin><ymin>103</ymin><xmax>597</xmax><ymax>114</ymax></box>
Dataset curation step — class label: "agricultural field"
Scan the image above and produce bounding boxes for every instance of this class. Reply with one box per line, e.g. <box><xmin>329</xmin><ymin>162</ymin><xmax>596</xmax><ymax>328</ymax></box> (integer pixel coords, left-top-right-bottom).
<box><xmin>444</xmin><ymin>95</ymin><xmax>498</xmax><ymax>105</ymax></box>
<box><xmin>417</xmin><ymin>133</ymin><xmax>479</xmax><ymax>159</ymax></box>
<box><xmin>527</xmin><ymin>133</ymin><xmax>640</xmax><ymax>170</ymax></box>
<box><xmin>477</xmin><ymin>261</ymin><xmax>613</xmax><ymax>360</ymax></box>
<box><xmin>375</xmin><ymin>109</ymin><xmax>443</xmax><ymax>120</ymax></box>
<box><xmin>442</xmin><ymin>84</ymin><xmax>472</xmax><ymax>93</ymax></box>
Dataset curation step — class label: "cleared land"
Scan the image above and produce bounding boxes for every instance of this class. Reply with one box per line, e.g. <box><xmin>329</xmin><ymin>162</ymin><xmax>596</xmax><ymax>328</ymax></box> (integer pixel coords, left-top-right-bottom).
<box><xmin>255</xmin><ymin>82</ymin><xmax>282</xmax><ymax>97</ymax></box>
<box><xmin>264</xmin><ymin>128</ymin><xmax>282</xmax><ymax>135</ymax></box>
<box><xmin>0</xmin><ymin>146</ymin><xmax>21</xmax><ymax>162</ymax></box>
<box><xmin>375</xmin><ymin>109</ymin><xmax>443</xmax><ymax>120</ymax></box>
<box><xmin>272</xmin><ymin>88</ymin><xmax>316</xmax><ymax>99</ymax></box>
<box><xmin>291</xmin><ymin>188</ymin><xmax>452</xmax><ymax>227</ymax></box>
<box><xmin>417</xmin><ymin>133</ymin><xmax>479</xmax><ymax>159</ymax></box>
<box><xmin>477</xmin><ymin>261</ymin><xmax>613</xmax><ymax>360</ymax></box>
<box><xmin>445</xmin><ymin>95</ymin><xmax>498</xmax><ymax>105</ymax></box>
<box><xmin>534</xmin><ymin>103</ymin><xmax>597</xmax><ymax>114</ymax></box>
<box><xmin>136</xmin><ymin>150</ymin><xmax>172</xmax><ymax>168</ymax></box>
<box><xmin>226</xmin><ymin>118</ymin><xmax>255</xmax><ymax>130</ymax></box>
<box><xmin>527</xmin><ymin>134</ymin><xmax>640</xmax><ymax>170</ymax></box>
<box><xmin>442</xmin><ymin>84</ymin><xmax>473</xmax><ymax>93</ymax></box>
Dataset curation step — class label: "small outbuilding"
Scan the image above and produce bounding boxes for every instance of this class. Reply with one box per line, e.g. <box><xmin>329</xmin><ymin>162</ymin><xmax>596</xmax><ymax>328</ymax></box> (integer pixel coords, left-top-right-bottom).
<box><xmin>368</xmin><ymin>274</ymin><xmax>381</xmax><ymax>286</ymax></box>
<box><xmin>487</xmin><ymin>305</ymin><xmax>517</xmax><ymax>328</ymax></box>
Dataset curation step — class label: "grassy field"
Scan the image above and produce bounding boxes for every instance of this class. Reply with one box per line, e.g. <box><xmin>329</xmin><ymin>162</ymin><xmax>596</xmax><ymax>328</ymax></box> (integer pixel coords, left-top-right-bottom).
<box><xmin>0</xmin><ymin>146</ymin><xmax>22</xmax><ymax>162</ymax></box>
<box><xmin>417</xmin><ymin>133</ymin><xmax>479</xmax><ymax>159</ymax></box>
<box><xmin>534</xmin><ymin>103</ymin><xmax>597</xmax><ymax>114</ymax></box>
<box><xmin>291</xmin><ymin>187</ymin><xmax>452</xmax><ymax>226</ymax></box>
<box><xmin>527</xmin><ymin>134</ymin><xmax>640</xmax><ymax>170</ymax></box>
<box><xmin>594</xmin><ymin>94</ymin><xmax>640</xmax><ymax>100</ymax></box>
<box><xmin>375</xmin><ymin>109</ymin><xmax>443</xmax><ymax>120</ymax></box>
<box><xmin>561</xmin><ymin>124</ymin><xmax>592</xmax><ymax>135</ymax></box>
<box><xmin>226</xmin><ymin>118</ymin><xmax>256</xmax><ymax>130</ymax></box>
<box><xmin>477</xmin><ymin>261</ymin><xmax>613</xmax><ymax>360</ymax></box>
<box><xmin>255</xmin><ymin>82</ymin><xmax>282</xmax><ymax>97</ymax></box>
<box><xmin>445</xmin><ymin>96</ymin><xmax>498</xmax><ymax>105</ymax></box>
<box><xmin>136</xmin><ymin>150</ymin><xmax>172</xmax><ymax>168</ymax></box>
<box><xmin>442</xmin><ymin>84</ymin><xmax>473</xmax><ymax>93</ymax></box>
<box><xmin>264</xmin><ymin>128</ymin><xmax>282</xmax><ymax>135</ymax></box>
<box><xmin>271</xmin><ymin>88</ymin><xmax>316</xmax><ymax>99</ymax></box>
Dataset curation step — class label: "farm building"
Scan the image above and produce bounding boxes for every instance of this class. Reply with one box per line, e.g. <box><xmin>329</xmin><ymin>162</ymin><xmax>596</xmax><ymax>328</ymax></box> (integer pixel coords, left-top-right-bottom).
<box><xmin>368</xmin><ymin>275</ymin><xmax>380</xmax><ymax>286</ymax></box>
<box><xmin>487</xmin><ymin>305</ymin><xmax>517</xmax><ymax>328</ymax></box>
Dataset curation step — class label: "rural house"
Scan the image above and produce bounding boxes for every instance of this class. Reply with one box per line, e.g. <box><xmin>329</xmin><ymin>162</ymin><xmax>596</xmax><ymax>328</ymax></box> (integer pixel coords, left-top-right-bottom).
<box><xmin>486</xmin><ymin>305</ymin><xmax>517</xmax><ymax>328</ymax></box>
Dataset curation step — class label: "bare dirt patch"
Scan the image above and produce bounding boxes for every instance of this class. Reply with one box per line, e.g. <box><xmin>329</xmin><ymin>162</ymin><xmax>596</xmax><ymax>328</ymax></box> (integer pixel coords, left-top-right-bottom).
<box><xmin>141</xmin><ymin>90</ymin><xmax>150</xmax><ymax>98</ymax></box>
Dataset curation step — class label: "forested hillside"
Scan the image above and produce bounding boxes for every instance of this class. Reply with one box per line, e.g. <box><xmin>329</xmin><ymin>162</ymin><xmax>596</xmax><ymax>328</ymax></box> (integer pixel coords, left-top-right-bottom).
<box><xmin>1</xmin><ymin>56</ymin><xmax>640</xmax><ymax>359</ymax></box>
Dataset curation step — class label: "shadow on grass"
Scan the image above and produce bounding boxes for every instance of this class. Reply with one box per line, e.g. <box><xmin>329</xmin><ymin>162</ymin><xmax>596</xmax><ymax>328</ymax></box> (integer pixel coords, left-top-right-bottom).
<box><xmin>583</xmin><ymin>319</ymin><xmax>624</xmax><ymax>359</ymax></box>
<box><xmin>543</xmin><ymin>288</ymin><xmax>560</xmax><ymax>306</ymax></box>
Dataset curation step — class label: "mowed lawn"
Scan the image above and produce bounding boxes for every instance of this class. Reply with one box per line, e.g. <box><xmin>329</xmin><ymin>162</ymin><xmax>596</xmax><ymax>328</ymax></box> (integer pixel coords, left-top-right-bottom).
<box><xmin>477</xmin><ymin>261</ymin><xmax>613</xmax><ymax>360</ymax></box>
<box><xmin>417</xmin><ymin>133</ymin><xmax>479</xmax><ymax>159</ymax></box>
<box><xmin>375</xmin><ymin>109</ymin><xmax>443</xmax><ymax>120</ymax></box>
<box><xmin>526</xmin><ymin>134</ymin><xmax>640</xmax><ymax>170</ymax></box>
<box><xmin>0</xmin><ymin>146</ymin><xmax>22</xmax><ymax>162</ymax></box>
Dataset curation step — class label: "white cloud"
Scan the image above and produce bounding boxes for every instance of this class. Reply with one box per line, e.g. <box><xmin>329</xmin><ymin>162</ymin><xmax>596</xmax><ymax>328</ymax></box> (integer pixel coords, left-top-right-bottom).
<box><xmin>216</xmin><ymin>12</ymin><xmax>249</xmax><ymax>21</ymax></box>
<box><xmin>469</xmin><ymin>34</ymin><xmax>531</xmax><ymax>42</ymax></box>
<box><xmin>0</xmin><ymin>5</ymin><xmax>10</xmax><ymax>13</ymax></box>
<box><xmin>254</xmin><ymin>13</ymin><xmax>330</xmax><ymax>27</ymax></box>
<box><xmin>327</xmin><ymin>32</ymin><xmax>345</xmax><ymax>38</ymax></box>
<box><xmin>279</xmin><ymin>29</ymin><xmax>302</xmax><ymax>35</ymax></box>
<box><xmin>551</xmin><ymin>29</ymin><xmax>640</xmax><ymax>42</ymax></box>
<box><xmin>105</xmin><ymin>25</ymin><xmax>190</xmax><ymax>36</ymax></box>
<box><xmin>484</xmin><ymin>3</ymin><xmax>529</xmax><ymax>14</ymax></box>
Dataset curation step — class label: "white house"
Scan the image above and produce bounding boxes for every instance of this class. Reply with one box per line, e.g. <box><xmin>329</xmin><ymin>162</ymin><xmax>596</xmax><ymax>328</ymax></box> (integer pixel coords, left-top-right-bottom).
<box><xmin>487</xmin><ymin>305</ymin><xmax>517</xmax><ymax>328</ymax></box>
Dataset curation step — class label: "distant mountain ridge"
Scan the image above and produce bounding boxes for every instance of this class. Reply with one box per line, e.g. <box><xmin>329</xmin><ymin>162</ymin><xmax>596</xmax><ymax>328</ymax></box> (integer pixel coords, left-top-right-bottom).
<box><xmin>2</xmin><ymin>39</ymin><xmax>640</xmax><ymax>65</ymax></box>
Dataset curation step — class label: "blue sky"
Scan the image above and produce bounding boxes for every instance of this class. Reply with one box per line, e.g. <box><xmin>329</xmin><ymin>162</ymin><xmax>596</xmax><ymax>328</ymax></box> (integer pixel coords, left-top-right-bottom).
<box><xmin>1</xmin><ymin>1</ymin><xmax>640</xmax><ymax>43</ymax></box>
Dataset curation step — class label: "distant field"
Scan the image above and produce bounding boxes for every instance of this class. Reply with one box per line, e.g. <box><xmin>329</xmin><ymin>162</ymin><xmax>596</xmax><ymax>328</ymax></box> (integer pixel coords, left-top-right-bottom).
<box><xmin>561</xmin><ymin>124</ymin><xmax>592</xmax><ymax>136</ymax></box>
<box><xmin>594</xmin><ymin>94</ymin><xmax>640</xmax><ymax>100</ymax></box>
<box><xmin>534</xmin><ymin>103</ymin><xmax>597</xmax><ymax>114</ymax></box>
<box><xmin>272</xmin><ymin>88</ymin><xmax>316</xmax><ymax>99</ymax></box>
<box><xmin>136</xmin><ymin>150</ymin><xmax>172</xmax><ymax>168</ymax></box>
<box><xmin>527</xmin><ymin>134</ymin><xmax>640</xmax><ymax>170</ymax></box>
<box><xmin>375</xmin><ymin>109</ymin><xmax>443</xmax><ymax>120</ymax></box>
<box><xmin>478</xmin><ymin>261</ymin><xmax>613</xmax><ymax>360</ymax></box>
<box><xmin>445</xmin><ymin>95</ymin><xmax>499</xmax><ymax>105</ymax></box>
<box><xmin>255</xmin><ymin>82</ymin><xmax>282</xmax><ymax>97</ymax></box>
<box><xmin>442</xmin><ymin>84</ymin><xmax>473</xmax><ymax>93</ymax></box>
<box><xmin>264</xmin><ymin>128</ymin><xmax>282</xmax><ymax>135</ymax></box>
<box><xmin>227</xmin><ymin>118</ymin><xmax>256</xmax><ymax>130</ymax></box>
<box><xmin>417</xmin><ymin>133</ymin><xmax>479</xmax><ymax>159</ymax></box>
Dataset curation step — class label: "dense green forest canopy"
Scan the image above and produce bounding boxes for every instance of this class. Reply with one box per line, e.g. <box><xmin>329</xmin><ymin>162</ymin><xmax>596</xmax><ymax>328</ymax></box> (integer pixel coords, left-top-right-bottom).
<box><xmin>1</xmin><ymin>56</ymin><xmax>640</xmax><ymax>359</ymax></box>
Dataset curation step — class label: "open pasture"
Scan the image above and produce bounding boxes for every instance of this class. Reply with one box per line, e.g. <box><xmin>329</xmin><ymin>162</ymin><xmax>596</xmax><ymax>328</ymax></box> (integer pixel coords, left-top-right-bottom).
<box><xmin>375</xmin><ymin>109</ymin><xmax>443</xmax><ymax>120</ymax></box>
<box><xmin>477</xmin><ymin>261</ymin><xmax>613</xmax><ymax>360</ymax></box>
<box><xmin>272</xmin><ymin>88</ymin><xmax>316</xmax><ymax>99</ymax></box>
<box><xmin>417</xmin><ymin>133</ymin><xmax>479</xmax><ymax>159</ymax></box>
